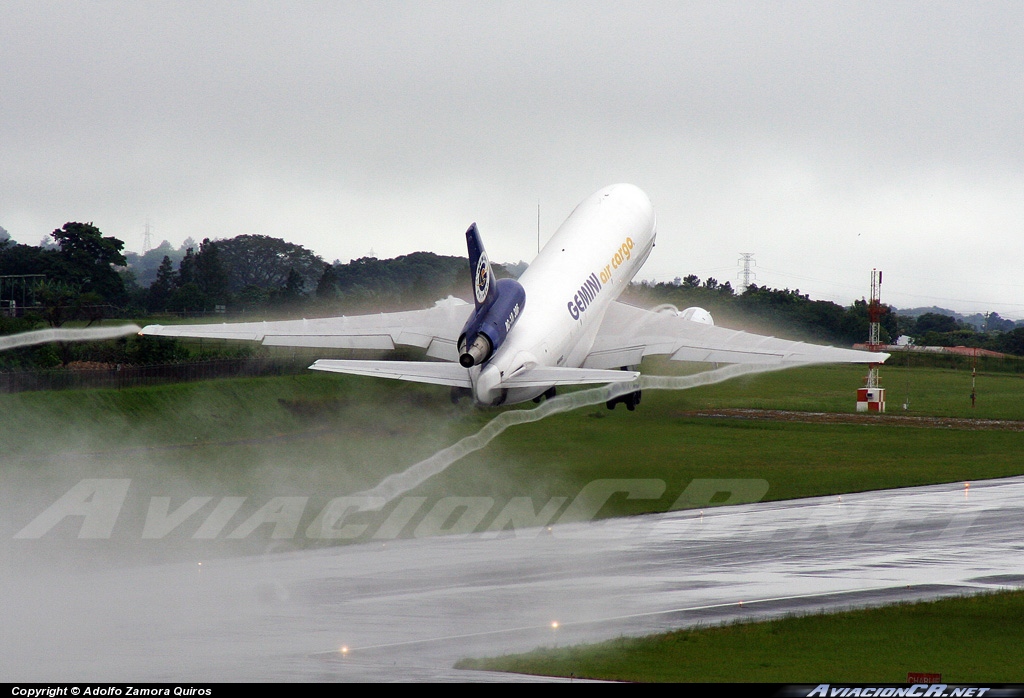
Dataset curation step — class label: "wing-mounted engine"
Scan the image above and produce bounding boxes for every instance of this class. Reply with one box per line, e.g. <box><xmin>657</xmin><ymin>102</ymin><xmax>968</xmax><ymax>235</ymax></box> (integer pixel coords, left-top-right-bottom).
<box><xmin>458</xmin><ymin>223</ymin><xmax>527</xmax><ymax>368</ymax></box>
<box><xmin>680</xmin><ymin>307</ymin><xmax>714</xmax><ymax>325</ymax></box>
<box><xmin>651</xmin><ymin>303</ymin><xmax>714</xmax><ymax>326</ymax></box>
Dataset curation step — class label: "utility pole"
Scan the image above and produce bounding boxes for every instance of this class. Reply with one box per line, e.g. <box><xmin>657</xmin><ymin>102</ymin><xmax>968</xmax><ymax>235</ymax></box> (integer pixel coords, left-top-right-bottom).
<box><xmin>738</xmin><ymin>253</ymin><xmax>756</xmax><ymax>290</ymax></box>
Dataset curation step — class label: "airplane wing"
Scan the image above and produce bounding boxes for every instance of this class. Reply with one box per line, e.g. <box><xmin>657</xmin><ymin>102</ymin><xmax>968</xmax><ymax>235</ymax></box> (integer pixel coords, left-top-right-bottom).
<box><xmin>583</xmin><ymin>301</ymin><xmax>889</xmax><ymax>369</ymax></box>
<box><xmin>139</xmin><ymin>297</ymin><xmax>473</xmax><ymax>362</ymax></box>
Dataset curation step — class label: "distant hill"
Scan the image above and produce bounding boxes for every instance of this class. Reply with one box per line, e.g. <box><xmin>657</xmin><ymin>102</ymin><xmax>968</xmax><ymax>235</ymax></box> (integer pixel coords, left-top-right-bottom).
<box><xmin>896</xmin><ymin>306</ymin><xmax>963</xmax><ymax>319</ymax></box>
<box><xmin>896</xmin><ymin>306</ymin><xmax>1022</xmax><ymax>331</ymax></box>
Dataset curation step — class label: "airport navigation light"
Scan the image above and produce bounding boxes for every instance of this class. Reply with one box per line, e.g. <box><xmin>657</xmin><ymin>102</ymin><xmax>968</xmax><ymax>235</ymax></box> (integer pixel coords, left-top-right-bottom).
<box><xmin>550</xmin><ymin>621</ymin><xmax>560</xmax><ymax>630</ymax></box>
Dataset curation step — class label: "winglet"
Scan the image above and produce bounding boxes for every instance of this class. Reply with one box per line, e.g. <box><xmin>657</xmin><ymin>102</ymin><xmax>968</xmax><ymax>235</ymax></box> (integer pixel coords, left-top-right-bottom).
<box><xmin>466</xmin><ymin>223</ymin><xmax>498</xmax><ymax>311</ymax></box>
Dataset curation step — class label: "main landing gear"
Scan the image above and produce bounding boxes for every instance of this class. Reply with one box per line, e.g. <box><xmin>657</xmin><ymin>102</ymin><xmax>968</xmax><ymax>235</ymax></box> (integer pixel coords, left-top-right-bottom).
<box><xmin>606</xmin><ymin>365</ymin><xmax>641</xmax><ymax>411</ymax></box>
<box><xmin>533</xmin><ymin>386</ymin><xmax>557</xmax><ymax>403</ymax></box>
<box><xmin>450</xmin><ymin>386</ymin><xmax>472</xmax><ymax>404</ymax></box>
<box><xmin>606</xmin><ymin>389</ymin><xmax>642</xmax><ymax>411</ymax></box>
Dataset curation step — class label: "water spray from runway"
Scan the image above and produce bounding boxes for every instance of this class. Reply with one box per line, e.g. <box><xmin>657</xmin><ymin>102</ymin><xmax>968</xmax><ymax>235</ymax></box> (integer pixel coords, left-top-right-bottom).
<box><xmin>0</xmin><ymin>324</ymin><xmax>140</xmax><ymax>351</ymax></box>
<box><xmin>356</xmin><ymin>361</ymin><xmax>805</xmax><ymax>503</ymax></box>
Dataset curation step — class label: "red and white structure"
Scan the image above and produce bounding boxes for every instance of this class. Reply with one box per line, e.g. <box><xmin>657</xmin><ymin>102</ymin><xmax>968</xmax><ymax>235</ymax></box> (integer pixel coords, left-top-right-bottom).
<box><xmin>856</xmin><ymin>386</ymin><xmax>885</xmax><ymax>412</ymax></box>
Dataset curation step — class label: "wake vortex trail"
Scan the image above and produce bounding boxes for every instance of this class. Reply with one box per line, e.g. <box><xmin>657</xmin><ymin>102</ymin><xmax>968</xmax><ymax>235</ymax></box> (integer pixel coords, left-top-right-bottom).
<box><xmin>0</xmin><ymin>324</ymin><xmax>141</xmax><ymax>351</ymax></box>
<box><xmin>357</xmin><ymin>361</ymin><xmax>807</xmax><ymax>503</ymax></box>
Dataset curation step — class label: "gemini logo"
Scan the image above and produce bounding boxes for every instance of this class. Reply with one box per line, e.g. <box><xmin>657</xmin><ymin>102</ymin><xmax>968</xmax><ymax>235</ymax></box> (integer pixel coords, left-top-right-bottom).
<box><xmin>567</xmin><ymin>273</ymin><xmax>602</xmax><ymax>320</ymax></box>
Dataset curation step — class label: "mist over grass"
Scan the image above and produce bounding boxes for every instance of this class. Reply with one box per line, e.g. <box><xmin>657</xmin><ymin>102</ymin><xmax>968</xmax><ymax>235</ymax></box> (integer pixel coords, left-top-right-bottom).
<box><xmin>3</xmin><ymin>361</ymin><xmax>1024</xmax><ymax>575</ymax></box>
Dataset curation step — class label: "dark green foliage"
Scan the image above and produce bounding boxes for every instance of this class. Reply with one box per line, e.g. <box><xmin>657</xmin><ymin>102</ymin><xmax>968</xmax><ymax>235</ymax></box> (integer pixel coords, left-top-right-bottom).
<box><xmin>315</xmin><ymin>262</ymin><xmax>340</xmax><ymax>299</ymax></box>
<box><xmin>164</xmin><ymin>239</ymin><xmax>229</xmax><ymax>312</ymax></box>
<box><xmin>325</xmin><ymin>251</ymin><xmax>514</xmax><ymax>313</ymax></box>
<box><xmin>32</xmin><ymin>279</ymin><xmax>83</xmax><ymax>328</ymax></box>
<box><xmin>215</xmin><ymin>234</ymin><xmax>324</xmax><ymax>294</ymax></box>
<box><xmin>0</xmin><ymin>223</ymin><xmax>127</xmax><ymax>325</ymax></box>
<box><xmin>898</xmin><ymin>312</ymin><xmax>1024</xmax><ymax>355</ymax></box>
<box><xmin>984</xmin><ymin>312</ymin><xmax>1016</xmax><ymax>333</ymax></box>
<box><xmin>271</xmin><ymin>267</ymin><xmax>307</xmax><ymax>306</ymax></box>
<box><xmin>0</xmin><ymin>241</ymin><xmax>61</xmax><ymax>279</ymax></box>
<box><xmin>124</xmin><ymin>335</ymin><xmax>193</xmax><ymax>364</ymax></box>
<box><xmin>167</xmin><ymin>281</ymin><xmax>208</xmax><ymax>313</ymax></box>
<box><xmin>996</xmin><ymin>328</ymin><xmax>1024</xmax><ymax>356</ymax></box>
<box><xmin>625</xmin><ymin>281</ymin><xmax>898</xmax><ymax>347</ymax></box>
<box><xmin>193</xmin><ymin>238</ymin><xmax>228</xmax><ymax>305</ymax></box>
<box><xmin>177</xmin><ymin>247</ymin><xmax>197</xmax><ymax>287</ymax></box>
<box><xmin>914</xmin><ymin>312</ymin><xmax>962</xmax><ymax>334</ymax></box>
<box><xmin>235</xmin><ymin>284</ymin><xmax>271</xmax><ymax>310</ymax></box>
<box><xmin>0</xmin><ymin>314</ymin><xmax>46</xmax><ymax>370</ymax></box>
<box><xmin>146</xmin><ymin>256</ymin><xmax>177</xmax><ymax>312</ymax></box>
<box><xmin>50</xmin><ymin>221</ymin><xmax>127</xmax><ymax>304</ymax></box>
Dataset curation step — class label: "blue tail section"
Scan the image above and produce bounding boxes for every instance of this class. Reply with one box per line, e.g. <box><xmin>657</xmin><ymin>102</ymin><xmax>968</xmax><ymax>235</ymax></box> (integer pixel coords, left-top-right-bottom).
<box><xmin>459</xmin><ymin>223</ymin><xmax>527</xmax><ymax>368</ymax></box>
<box><xmin>466</xmin><ymin>223</ymin><xmax>499</xmax><ymax>311</ymax></box>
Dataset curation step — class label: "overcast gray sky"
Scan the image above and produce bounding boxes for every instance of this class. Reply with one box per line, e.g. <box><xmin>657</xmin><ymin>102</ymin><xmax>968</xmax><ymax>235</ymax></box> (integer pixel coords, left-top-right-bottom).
<box><xmin>2</xmin><ymin>1</ymin><xmax>1022</xmax><ymax>315</ymax></box>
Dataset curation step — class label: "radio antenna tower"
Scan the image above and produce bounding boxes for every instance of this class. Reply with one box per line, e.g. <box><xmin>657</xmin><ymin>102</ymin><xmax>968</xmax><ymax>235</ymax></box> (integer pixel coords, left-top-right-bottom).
<box><xmin>867</xmin><ymin>269</ymin><xmax>883</xmax><ymax>352</ymax></box>
<box><xmin>738</xmin><ymin>253</ymin><xmax>756</xmax><ymax>290</ymax></box>
<box><xmin>142</xmin><ymin>219</ymin><xmax>153</xmax><ymax>254</ymax></box>
<box><xmin>865</xmin><ymin>268</ymin><xmax>885</xmax><ymax>391</ymax></box>
<box><xmin>856</xmin><ymin>268</ymin><xmax>887</xmax><ymax>412</ymax></box>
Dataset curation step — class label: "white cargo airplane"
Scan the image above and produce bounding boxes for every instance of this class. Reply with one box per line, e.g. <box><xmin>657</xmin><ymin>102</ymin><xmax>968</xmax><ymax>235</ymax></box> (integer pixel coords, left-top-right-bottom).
<box><xmin>140</xmin><ymin>184</ymin><xmax>888</xmax><ymax>408</ymax></box>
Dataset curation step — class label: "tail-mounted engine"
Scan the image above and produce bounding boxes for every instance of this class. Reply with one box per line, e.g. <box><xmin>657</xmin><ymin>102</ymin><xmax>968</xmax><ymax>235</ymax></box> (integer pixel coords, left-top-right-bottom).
<box><xmin>457</xmin><ymin>223</ymin><xmax>527</xmax><ymax>368</ymax></box>
<box><xmin>458</xmin><ymin>278</ymin><xmax>526</xmax><ymax>367</ymax></box>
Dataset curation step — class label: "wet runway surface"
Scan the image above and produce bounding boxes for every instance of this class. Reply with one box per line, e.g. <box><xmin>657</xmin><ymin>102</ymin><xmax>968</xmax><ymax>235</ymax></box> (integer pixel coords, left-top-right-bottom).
<box><xmin>4</xmin><ymin>476</ymin><xmax>1024</xmax><ymax>681</ymax></box>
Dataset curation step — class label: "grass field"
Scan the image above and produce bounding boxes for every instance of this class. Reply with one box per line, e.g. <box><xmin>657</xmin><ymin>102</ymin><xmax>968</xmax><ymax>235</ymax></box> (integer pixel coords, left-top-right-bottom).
<box><xmin>4</xmin><ymin>362</ymin><xmax>1024</xmax><ymax>528</ymax></box>
<box><xmin>456</xmin><ymin>589</ymin><xmax>1024</xmax><ymax>682</ymax></box>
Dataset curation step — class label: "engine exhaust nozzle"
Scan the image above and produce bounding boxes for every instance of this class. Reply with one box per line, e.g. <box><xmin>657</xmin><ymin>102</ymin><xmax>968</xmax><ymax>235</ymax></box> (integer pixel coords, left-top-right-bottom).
<box><xmin>459</xmin><ymin>334</ymin><xmax>492</xmax><ymax>368</ymax></box>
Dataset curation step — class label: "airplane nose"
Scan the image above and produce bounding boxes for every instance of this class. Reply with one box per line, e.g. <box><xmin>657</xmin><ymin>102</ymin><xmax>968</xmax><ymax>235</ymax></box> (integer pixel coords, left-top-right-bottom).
<box><xmin>616</xmin><ymin>183</ymin><xmax>653</xmax><ymax>217</ymax></box>
<box><xmin>603</xmin><ymin>183</ymin><xmax>654</xmax><ymax>233</ymax></box>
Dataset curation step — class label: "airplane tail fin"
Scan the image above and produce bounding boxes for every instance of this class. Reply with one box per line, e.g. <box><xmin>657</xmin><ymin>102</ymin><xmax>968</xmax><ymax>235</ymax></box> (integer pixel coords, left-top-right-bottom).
<box><xmin>466</xmin><ymin>223</ymin><xmax>498</xmax><ymax>311</ymax></box>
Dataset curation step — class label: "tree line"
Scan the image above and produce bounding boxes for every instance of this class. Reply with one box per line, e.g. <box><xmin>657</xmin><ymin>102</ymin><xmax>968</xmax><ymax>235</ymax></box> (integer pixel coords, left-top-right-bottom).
<box><xmin>2</xmin><ymin>222</ymin><xmax>1022</xmax><ymax>368</ymax></box>
<box><xmin>894</xmin><ymin>311</ymin><xmax>1024</xmax><ymax>356</ymax></box>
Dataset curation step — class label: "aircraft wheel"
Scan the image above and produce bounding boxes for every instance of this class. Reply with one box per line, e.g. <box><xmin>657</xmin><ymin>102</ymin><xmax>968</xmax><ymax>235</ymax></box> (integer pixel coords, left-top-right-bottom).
<box><xmin>622</xmin><ymin>390</ymin><xmax>640</xmax><ymax>411</ymax></box>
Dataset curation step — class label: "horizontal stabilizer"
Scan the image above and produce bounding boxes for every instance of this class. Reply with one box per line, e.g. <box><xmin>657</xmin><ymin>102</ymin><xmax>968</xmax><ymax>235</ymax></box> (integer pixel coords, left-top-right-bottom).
<box><xmin>501</xmin><ymin>366</ymin><xmax>639</xmax><ymax>387</ymax></box>
<box><xmin>309</xmin><ymin>359</ymin><xmax>472</xmax><ymax>388</ymax></box>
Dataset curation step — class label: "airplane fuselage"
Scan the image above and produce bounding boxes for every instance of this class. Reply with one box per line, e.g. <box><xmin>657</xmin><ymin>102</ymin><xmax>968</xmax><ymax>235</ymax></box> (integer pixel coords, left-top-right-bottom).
<box><xmin>471</xmin><ymin>183</ymin><xmax>656</xmax><ymax>405</ymax></box>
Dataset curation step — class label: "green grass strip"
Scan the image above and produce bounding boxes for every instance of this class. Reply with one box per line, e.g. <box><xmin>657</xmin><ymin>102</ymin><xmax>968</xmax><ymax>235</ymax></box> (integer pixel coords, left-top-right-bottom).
<box><xmin>456</xmin><ymin>589</ymin><xmax>1024</xmax><ymax>682</ymax></box>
